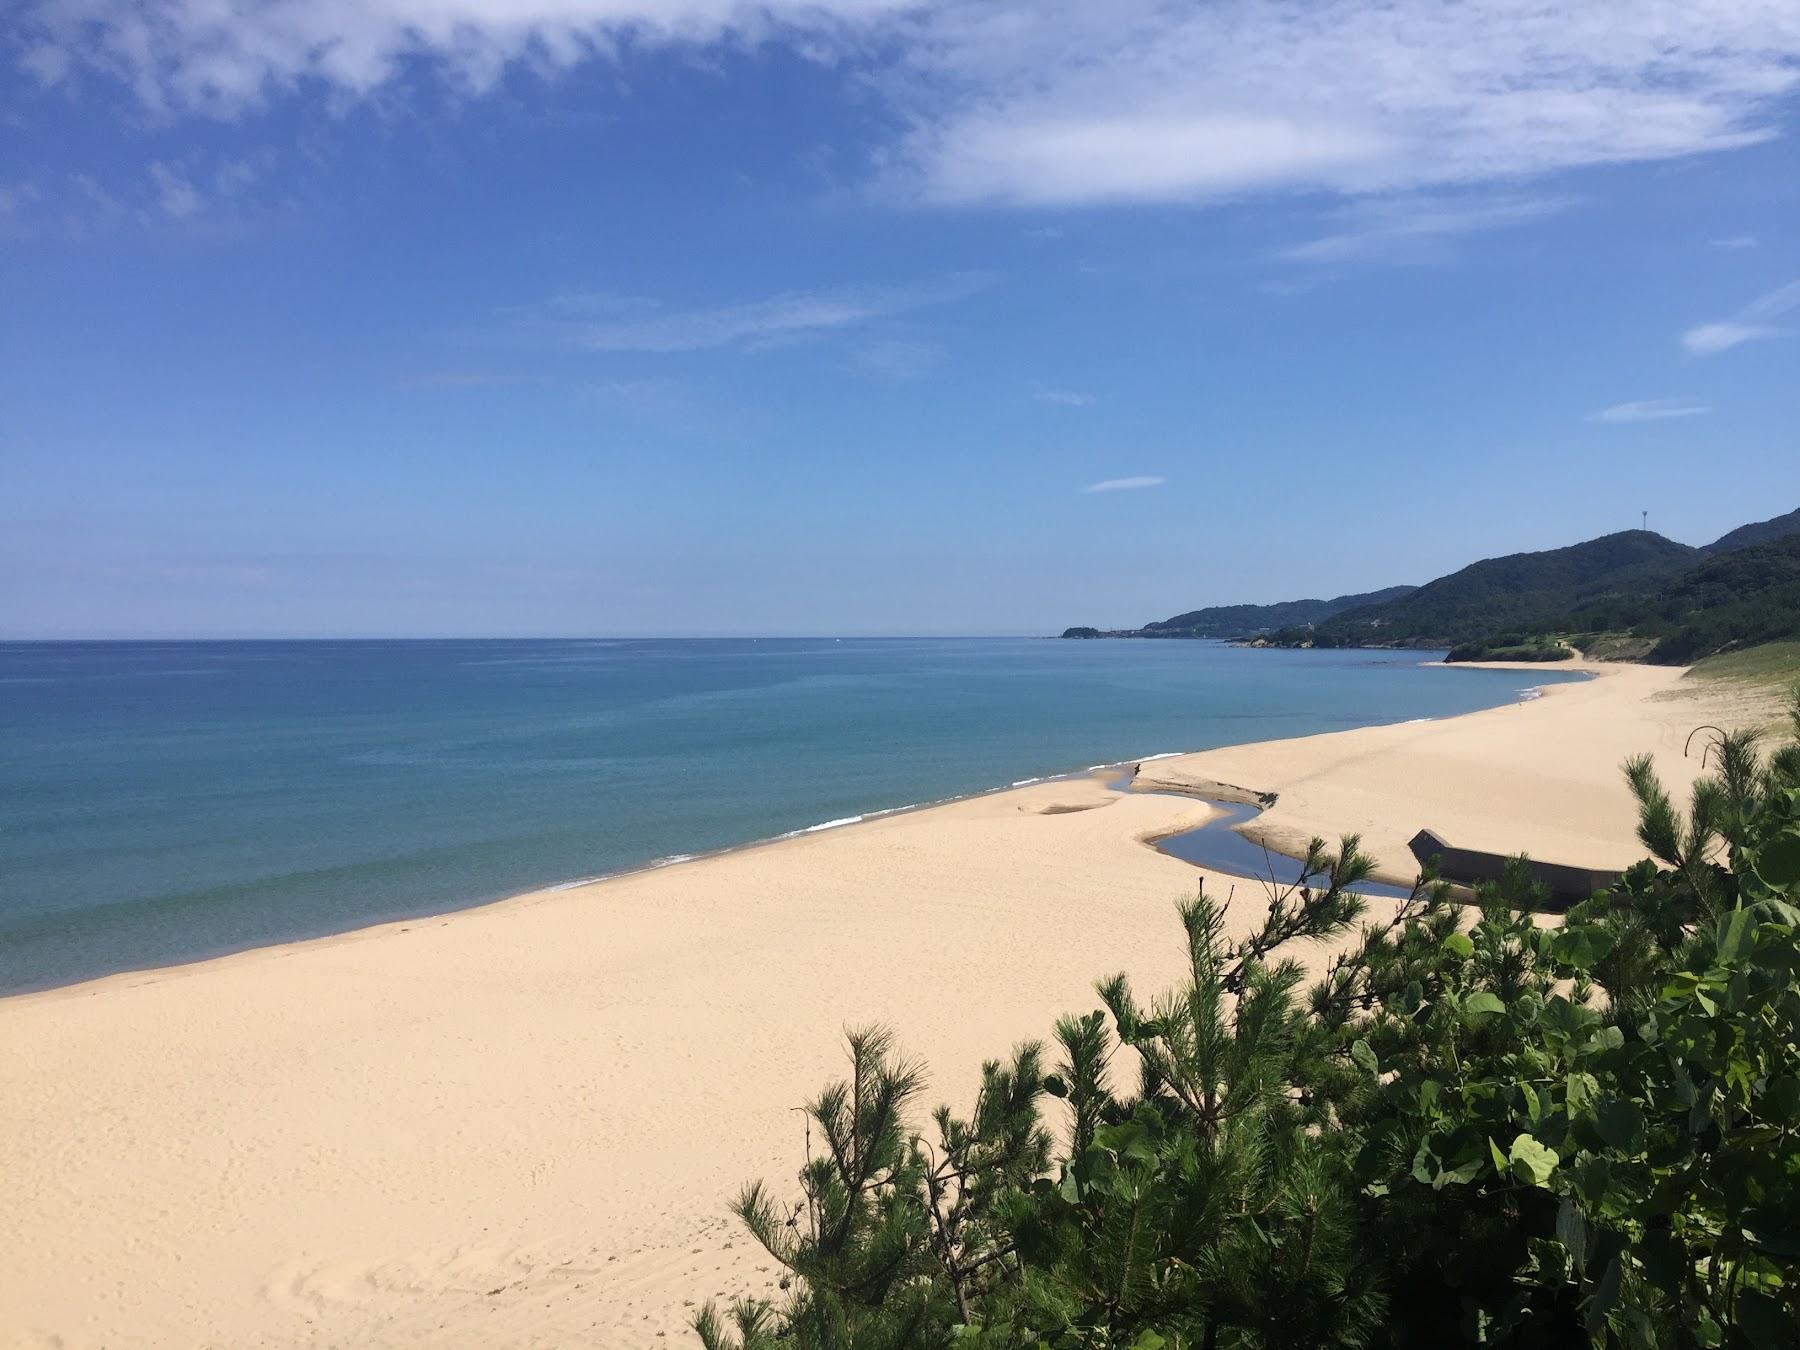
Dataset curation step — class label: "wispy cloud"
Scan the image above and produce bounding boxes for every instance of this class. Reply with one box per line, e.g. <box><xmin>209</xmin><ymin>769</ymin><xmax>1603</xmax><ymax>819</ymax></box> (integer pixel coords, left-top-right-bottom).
<box><xmin>1084</xmin><ymin>476</ymin><xmax>1165</xmax><ymax>494</ymax></box>
<box><xmin>1589</xmin><ymin>399</ymin><xmax>1711</xmax><ymax>423</ymax></box>
<box><xmin>851</xmin><ymin>339</ymin><xmax>945</xmax><ymax>380</ymax></box>
<box><xmin>1034</xmin><ymin>386</ymin><xmax>1094</xmax><ymax>407</ymax></box>
<box><xmin>147</xmin><ymin>162</ymin><xmax>200</xmax><ymax>219</ymax></box>
<box><xmin>1710</xmin><ymin>235</ymin><xmax>1759</xmax><ymax>249</ymax></box>
<box><xmin>19</xmin><ymin>2</ymin><xmax>1800</xmax><ymax>216</ymax></box>
<box><xmin>144</xmin><ymin>152</ymin><xmax>276</xmax><ymax>222</ymax></box>
<box><xmin>1683</xmin><ymin>280</ymin><xmax>1800</xmax><ymax>355</ymax></box>
<box><xmin>1279</xmin><ymin>194</ymin><xmax>1570</xmax><ymax>264</ymax></box>
<box><xmin>511</xmin><ymin>275</ymin><xmax>987</xmax><ymax>354</ymax></box>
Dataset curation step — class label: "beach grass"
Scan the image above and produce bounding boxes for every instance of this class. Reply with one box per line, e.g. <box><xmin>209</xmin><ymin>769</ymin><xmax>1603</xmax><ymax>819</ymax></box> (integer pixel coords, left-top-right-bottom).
<box><xmin>1689</xmin><ymin>640</ymin><xmax>1800</xmax><ymax>687</ymax></box>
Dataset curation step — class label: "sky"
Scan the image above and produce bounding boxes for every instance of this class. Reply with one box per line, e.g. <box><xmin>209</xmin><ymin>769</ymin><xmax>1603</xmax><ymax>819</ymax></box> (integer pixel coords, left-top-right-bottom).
<box><xmin>2</xmin><ymin>1</ymin><xmax>1798</xmax><ymax>638</ymax></box>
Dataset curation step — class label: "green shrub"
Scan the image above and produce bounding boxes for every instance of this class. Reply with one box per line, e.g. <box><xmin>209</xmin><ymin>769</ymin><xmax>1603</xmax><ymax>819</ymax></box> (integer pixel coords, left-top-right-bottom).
<box><xmin>698</xmin><ymin>697</ymin><xmax>1800</xmax><ymax>1349</ymax></box>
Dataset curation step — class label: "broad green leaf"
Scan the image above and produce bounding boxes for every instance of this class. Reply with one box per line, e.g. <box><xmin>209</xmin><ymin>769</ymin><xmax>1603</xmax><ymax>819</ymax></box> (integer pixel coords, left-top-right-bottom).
<box><xmin>1442</xmin><ymin>931</ymin><xmax>1474</xmax><ymax>959</ymax></box>
<box><xmin>1737</xmin><ymin>1289</ymin><xmax>1797</xmax><ymax>1350</ymax></box>
<box><xmin>1509</xmin><ymin>1133</ymin><xmax>1560</xmax><ymax>1186</ymax></box>
<box><xmin>1489</xmin><ymin>1137</ymin><xmax>1509</xmax><ymax>1173</ymax></box>
<box><xmin>1553</xmin><ymin>924</ymin><xmax>1615</xmax><ymax>971</ymax></box>
<box><xmin>1351</xmin><ymin>1039</ymin><xmax>1379</xmax><ymax>1073</ymax></box>
<box><xmin>1715</xmin><ymin>907</ymin><xmax>1754</xmax><ymax>963</ymax></box>
<box><xmin>1583</xmin><ymin>1254</ymin><xmax>1621</xmax><ymax>1339</ymax></box>
<box><xmin>1042</xmin><ymin>1073</ymin><xmax>1068</xmax><ymax>1098</ymax></box>
<box><xmin>1555</xmin><ymin>1197</ymin><xmax>1588</xmax><ymax>1273</ymax></box>
<box><xmin>1594</xmin><ymin>1096</ymin><xmax>1644</xmax><ymax>1152</ymax></box>
<box><xmin>1565</xmin><ymin>1071</ymin><xmax>1598</xmax><ymax>1111</ymax></box>
<box><xmin>1463</xmin><ymin>991</ymin><xmax>1506</xmax><ymax>1024</ymax></box>
<box><xmin>1753</xmin><ymin>831</ymin><xmax>1800</xmax><ymax>888</ymax></box>
<box><xmin>1744</xmin><ymin>1205</ymin><xmax>1800</xmax><ymax>1258</ymax></box>
<box><xmin>1438</xmin><ymin>1156</ymin><xmax>1484</xmax><ymax>1188</ymax></box>
<box><xmin>1412</xmin><ymin>1140</ymin><xmax>1438</xmax><ymax>1185</ymax></box>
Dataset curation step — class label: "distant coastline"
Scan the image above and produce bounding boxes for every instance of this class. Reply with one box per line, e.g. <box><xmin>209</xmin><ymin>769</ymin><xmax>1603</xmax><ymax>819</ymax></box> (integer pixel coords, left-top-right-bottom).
<box><xmin>1060</xmin><ymin>504</ymin><xmax>1800</xmax><ymax>667</ymax></box>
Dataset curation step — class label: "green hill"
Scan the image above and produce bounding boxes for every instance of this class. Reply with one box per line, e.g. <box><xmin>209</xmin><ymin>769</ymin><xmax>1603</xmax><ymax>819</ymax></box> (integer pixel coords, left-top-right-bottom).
<box><xmin>1299</xmin><ymin>530</ymin><xmax>1699</xmax><ymax>647</ymax></box>
<box><xmin>1701</xmin><ymin>506</ymin><xmax>1800</xmax><ymax>555</ymax></box>
<box><xmin>1142</xmin><ymin>585</ymin><xmax>1418</xmax><ymax>637</ymax></box>
<box><xmin>1062</xmin><ymin>505</ymin><xmax>1800</xmax><ymax>662</ymax></box>
<box><xmin>1573</xmin><ymin>532</ymin><xmax>1800</xmax><ymax>663</ymax></box>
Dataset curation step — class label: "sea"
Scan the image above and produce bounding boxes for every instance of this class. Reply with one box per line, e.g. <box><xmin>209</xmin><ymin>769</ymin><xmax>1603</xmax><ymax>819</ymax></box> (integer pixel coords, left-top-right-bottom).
<box><xmin>0</xmin><ymin>638</ymin><xmax>1583</xmax><ymax>995</ymax></box>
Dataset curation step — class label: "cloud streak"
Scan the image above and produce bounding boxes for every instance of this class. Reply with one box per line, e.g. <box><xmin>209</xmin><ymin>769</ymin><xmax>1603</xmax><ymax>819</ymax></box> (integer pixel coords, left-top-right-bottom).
<box><xmin>1683</xmin><ymin>280</ymin><xmax>1800</xmax><ymax>355</ymax></box>
<box><xmin>511</xmin><ymin>275</ymin><xmax>987</xmax><ymax>354</ymax></box>
<box><xmin>1589</xmin><ymin>399</ymin><xmax>1710</xmax><ymax>423</ymax></box>
<box><xmin>1279</xmin><ymin>195</ymin><xmax>1570</xmax><ymax>265</ymax></box>
<box><xmin>1084</xmin><ymin>476</ymin><xmax>1165</xmax><ymax>494</ymax></box>
<box><xmin>19</xmin><ymin>1</ymin><xmax>1800</xmax><ymax>214</ymax></box>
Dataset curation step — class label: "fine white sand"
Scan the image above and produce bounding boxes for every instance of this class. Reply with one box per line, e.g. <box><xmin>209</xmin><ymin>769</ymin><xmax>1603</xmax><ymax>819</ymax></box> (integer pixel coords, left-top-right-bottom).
<box><xmin>0</xmin><ymin>661</ymin><xmax>1767</xmax><ymax>1348</ymax></box>
<box><xmin>1134</xmin><ymin>661</ymin><xmax>1749</xmax><ymax>881</ymax></box>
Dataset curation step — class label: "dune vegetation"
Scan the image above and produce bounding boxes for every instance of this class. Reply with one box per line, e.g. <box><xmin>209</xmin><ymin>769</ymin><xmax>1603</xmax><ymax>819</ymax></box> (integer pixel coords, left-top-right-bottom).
<box><xmin>702</xmin><ymin>697</ymin><xmax>1800</xmax><ymax>1349</ymax></box>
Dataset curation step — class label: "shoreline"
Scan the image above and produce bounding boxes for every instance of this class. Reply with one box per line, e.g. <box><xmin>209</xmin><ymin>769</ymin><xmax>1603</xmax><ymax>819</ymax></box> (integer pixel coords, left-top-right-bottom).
<box><xmin>1</xmin><ymin>667</ymin><xmax>1563</xmax><ymax>1010</ymax></box>
<box><xmin>1</xmin><ymin>657</ymin><xmax>1756</xmax><ymax>1349</ymax></box>
<box><xmin>1126</xmin><ymin>662</ymin><xmax>1607</xmax><ymax>888</ymax></box>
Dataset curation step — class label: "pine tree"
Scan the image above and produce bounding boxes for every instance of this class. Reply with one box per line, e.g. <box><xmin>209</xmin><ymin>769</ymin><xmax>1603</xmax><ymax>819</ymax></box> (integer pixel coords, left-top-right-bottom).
<box><xmin>695</xmin><ymin>690</ymin><xmax>1800</xmax><ymax>1348</ymax></box>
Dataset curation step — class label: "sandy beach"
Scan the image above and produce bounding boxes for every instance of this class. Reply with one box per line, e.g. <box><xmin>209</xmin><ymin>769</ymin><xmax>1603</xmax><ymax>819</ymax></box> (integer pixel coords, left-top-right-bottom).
<box><xmin>0</xmin><ymin>660</ymin><xmax>1773</xmax><ymax>1348</ymax></box>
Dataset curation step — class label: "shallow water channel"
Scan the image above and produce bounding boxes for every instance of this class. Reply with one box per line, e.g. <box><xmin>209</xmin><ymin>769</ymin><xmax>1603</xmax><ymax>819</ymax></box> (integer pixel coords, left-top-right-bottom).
<box><xmin>1116</xmin><ymin>771</ymin><xmax>1416</xmax><ymax>902</ymax></box>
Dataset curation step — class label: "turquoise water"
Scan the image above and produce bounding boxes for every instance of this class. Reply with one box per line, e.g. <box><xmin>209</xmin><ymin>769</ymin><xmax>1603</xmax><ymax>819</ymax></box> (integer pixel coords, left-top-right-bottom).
<box><xmin>0</xmin><ymin>639</ymin><xmax>1581</xmax><ymax>994</ymax></box>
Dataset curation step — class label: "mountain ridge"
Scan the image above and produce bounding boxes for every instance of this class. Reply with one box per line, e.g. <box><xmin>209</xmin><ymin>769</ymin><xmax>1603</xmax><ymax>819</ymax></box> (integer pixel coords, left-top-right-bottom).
<box><xmin>1061</xmin><ymin>506</ymin><xmax>1800</xmax><ymax>663</ymax></box>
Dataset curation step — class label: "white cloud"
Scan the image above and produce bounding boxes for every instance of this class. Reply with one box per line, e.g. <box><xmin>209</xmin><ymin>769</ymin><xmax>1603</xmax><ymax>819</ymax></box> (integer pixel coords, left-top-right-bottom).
<box><xmin>147</xmin><ymin>161</ymin><xmax>200</xmax><ymax>218</ymax></box>
<box><xmin>20</xmin><ymin>1</ymin><xmax>906</xmax><ymax>113</ymax></box>
<box><xmin>1589</xmin><ymin>399</ymin><xmax>1711</xmax><ymax>423</ymax></box>
<box><xmin>1279</xmin><ymin>195</ymin><xmax>1570</xmax><ymax>264</ymax></box>
<box><xmin>1034</xmin><ymin>387</ymin><xmax>1094</xmax><ymax>407</ymax></box>
<box><xmin>1711</xmin><ymin>234</ymin><xmax>1759</xmax><ymax>249</ymax></box>
<box><xmin>1084</xmin><ymin>476</ymin><xmax>1165</xmax><ymax>493</ymax></box>
<box><xmin>851</xmin><ymin>339</ymin><xmax>944</xmax><ymax>380</ymax></box>
<box><xmin>512</xmin><ymin>275</ymin><xmax>986</xmax><ymax>353</ymax></box>
<box><xmin>1683</xmin><ymin>280</ymin><xmax>1800</xmax><ymax>354</ymax></box>
<box><xmin>881</xmin><ymin>1</ymin><xmax>1800</xmax><ymax>208</ymax></box>
<box><xmin>18</xmin><ymin>1</ymin><xmax>1800</xmax><ymax>213</ymax></box>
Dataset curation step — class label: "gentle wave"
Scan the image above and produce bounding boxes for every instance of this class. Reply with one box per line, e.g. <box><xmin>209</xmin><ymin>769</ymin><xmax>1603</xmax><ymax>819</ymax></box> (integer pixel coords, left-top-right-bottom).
<box><xmin>803</xmin><ymin>815</ymin><xmax>866</xmax><ymax>833</ymax></box>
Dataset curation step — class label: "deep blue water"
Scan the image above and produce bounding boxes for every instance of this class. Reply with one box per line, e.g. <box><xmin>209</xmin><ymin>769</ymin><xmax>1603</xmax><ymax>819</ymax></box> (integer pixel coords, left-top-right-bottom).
<box><xmin>0</xmin><ymin>639</ymin><xmax>1581</xmax><ymax>994</ymax></box>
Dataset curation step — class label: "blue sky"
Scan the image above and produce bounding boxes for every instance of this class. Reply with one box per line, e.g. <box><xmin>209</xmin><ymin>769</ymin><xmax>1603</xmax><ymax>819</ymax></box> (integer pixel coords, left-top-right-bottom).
<box><xmin>3</xmin><ymin>1</ymin><xmax>1798</xmax><ymax>637</ymax></box>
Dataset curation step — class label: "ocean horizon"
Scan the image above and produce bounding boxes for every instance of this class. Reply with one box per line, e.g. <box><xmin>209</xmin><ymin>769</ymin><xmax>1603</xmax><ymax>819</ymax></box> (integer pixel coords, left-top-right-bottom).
<box><xmin>0</xmin><ymin>637</ymin><xmax>1581</xmax><ymax>995</ymax></box>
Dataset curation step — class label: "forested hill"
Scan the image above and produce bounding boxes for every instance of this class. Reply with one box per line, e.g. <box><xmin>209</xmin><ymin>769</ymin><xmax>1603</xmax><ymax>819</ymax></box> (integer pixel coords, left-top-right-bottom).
<box><xmin>1142</xmin><ymin>585</ymin><xmax>1419</xmax><ymax>637</ymax></box>
<box><xmin>1300</xmin><ymin>530</ymin><xmax>1699</xmax><ymax>647</ymax></box>
<box><xmin>1061</xmin><ymin>505</ymin><xmax>1800</xmax><ymax>663</ymax></box>
<box><xmin>1554</xmin><ymin>531</ymin><xmax>1800</xmax><ymax>663</ymax></box>
<box><xmin>1701</xmin><ymin>506</ymin><xmax>1800</xmax><ymax>556</ymax></box>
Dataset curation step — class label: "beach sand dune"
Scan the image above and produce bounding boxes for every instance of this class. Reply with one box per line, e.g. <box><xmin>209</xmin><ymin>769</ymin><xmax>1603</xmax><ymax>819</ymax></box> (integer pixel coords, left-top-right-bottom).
<box><xmin>1135</xmin><ymin>663</ymin><xmax>1732</xmax><ymax>883</ymax></box>
<box><xmin>0</xmin><ymin>662</ymin><xmax>1761</xmax><ymax>1348</ymax></box>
